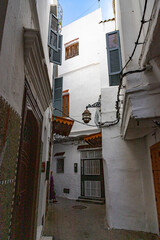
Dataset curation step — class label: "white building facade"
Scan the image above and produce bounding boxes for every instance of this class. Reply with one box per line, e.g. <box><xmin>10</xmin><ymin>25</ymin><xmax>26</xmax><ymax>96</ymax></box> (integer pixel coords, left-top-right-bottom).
<box><xmin>52</xmin><ymin>9</ymin><xmax>115</xmax><ymax>201</ymax></box>
<box><xmin>101</xmin><ymin>0</ymin><xmax>160</xmax><ymax>234</ymax></box>
<box><xmin>53</xmin><ymin>0</ymin><xmax>160</xmax><ymax>236</ymax></box>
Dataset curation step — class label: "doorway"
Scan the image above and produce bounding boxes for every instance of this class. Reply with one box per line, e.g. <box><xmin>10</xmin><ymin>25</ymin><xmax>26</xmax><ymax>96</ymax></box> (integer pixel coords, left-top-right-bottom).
<box><xmin>81</xmin><ymin>150</ymin><xmax>105</xmax><ymax>199</ymax></box>
<box><xmin>150</xmin><ymin>142</ymin><xmax>160</xmax><ymax>230</ymax></box>
<box><xmin>11</xmin><ymin>84</ymin><xmax>42</xmax><ymax>239</ymax></box>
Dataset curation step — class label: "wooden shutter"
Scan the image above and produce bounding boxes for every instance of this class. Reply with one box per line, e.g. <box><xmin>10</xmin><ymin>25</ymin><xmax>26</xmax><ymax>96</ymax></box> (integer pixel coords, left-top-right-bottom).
<box><xmin>53</xmin><ymin>77</ymin><xmax>63</xmax><ymax>117</ymax></box>
<box><xmin>106</xmin><ymin>30</ymin><xmax>122</xmax><ymax>86</ymax></box>
<box><xmin>50</xmin><ymin>34</ymin><xmax>63</xmax><ymax>65</ymax></box>
<box><xmin>63</xmin><ymin>94</ymin><xmax>69</xmax><ymax>117</ymax></box>
<box><xmin>48</xmin><ymin>13</ymin><xmax>59</xmax><ymax>51</ymax></box>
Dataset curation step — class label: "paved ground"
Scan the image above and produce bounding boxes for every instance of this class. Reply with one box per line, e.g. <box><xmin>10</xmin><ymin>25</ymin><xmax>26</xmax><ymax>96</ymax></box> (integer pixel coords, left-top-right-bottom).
<box><xmin>42</xmin><ymin>197</ymin><xmax>159</xmax><ymax>240</ymax></box>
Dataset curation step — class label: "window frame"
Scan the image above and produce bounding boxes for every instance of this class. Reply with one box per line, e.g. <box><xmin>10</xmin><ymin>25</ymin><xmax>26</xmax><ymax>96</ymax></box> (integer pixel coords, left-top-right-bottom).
<box><xmin>62</xmin><ymin>91</ymin><xmax>69</xmax><ymax>117</ymax></box>
<box><xmin>106</xmin><ymin>30</ymin><xmax>122</xmax><ymax>86</ymax></box>
<box><xmin>56</xmin><ymin>157</ymin><xmax>64</xmax><ymax>173</ymax></box>
<box><xmin>50</xmin><ymin>33</ymin><xmax>63</xmax><ymax>65</ymax></box>
<box><xmin>53</xmin><ymin>77</ymin><xmax>63</xmax><ymax>117</ymax></box>
<box><xmin>48</xmin><ymin>13</ymin><xmax>59</xmax><ymax>52</ymax></box>
<box><xmin>65</xmin><ymin>42</ymin><xmax>79</xmax><ymax>60</ymax></box>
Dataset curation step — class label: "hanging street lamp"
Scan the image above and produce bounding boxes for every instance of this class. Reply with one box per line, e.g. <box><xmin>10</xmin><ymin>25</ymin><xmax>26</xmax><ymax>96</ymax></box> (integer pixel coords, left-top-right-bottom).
<box><xmin>82</xmin><ymin>100</ymin><xmax>101</xmax><ymax>124</ymax></box>
<box><xmin>82</xmin><ymin>108</ymin><xmax>91</xmax><ymax>123</ymax></box>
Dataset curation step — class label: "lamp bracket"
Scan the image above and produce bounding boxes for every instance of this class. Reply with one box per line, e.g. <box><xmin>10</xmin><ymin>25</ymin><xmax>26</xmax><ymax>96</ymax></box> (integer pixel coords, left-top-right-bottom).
<box><xmin>86</xmin><ymin>101</ymin><xmax>101</xmax><ymax>109</ymax></box>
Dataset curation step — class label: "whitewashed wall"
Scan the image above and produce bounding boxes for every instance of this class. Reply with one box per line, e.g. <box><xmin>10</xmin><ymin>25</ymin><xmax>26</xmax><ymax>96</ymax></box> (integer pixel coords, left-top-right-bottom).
<box><xmin>36</xmin><ymin>107</ymin><xmax>53</xmax><ymax>240</ymax></box>
<box><xmin>0</xmin><ymin>1</ymin><xmax>55</xmax><ymax>239</ymax></box>
<box><xmin>52</xmin><ymin>143</ymin><xmax>81</xmax><ymax>200</ymax></box>
<box><xmin>0</xmin><ymin>0</ymin><xmax>53</xmax><ymax>115</ymax></box>
<box><xmin>58</xmin><ymin>9</ymin><xmax>115</xmax><ymax>134</ymax></box>
<box><xmin>101</xmin><ymin>87</ymin><xmax>158</xmax><ymax>233</ymax></box>
<box><xmin>115</xmin><ymin>0</ymin><xmax>155</xmax><ymax>72</ymax></box>
<box><xmin>101</xmin><ymin>0</ymin><xmax>159</xmax><ymax>233</ymax></box>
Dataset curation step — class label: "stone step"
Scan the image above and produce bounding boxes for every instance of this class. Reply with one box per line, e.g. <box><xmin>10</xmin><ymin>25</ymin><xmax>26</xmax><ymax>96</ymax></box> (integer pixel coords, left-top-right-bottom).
<box><xmin>77</xmin><ymin>196</ymin><xmax>105</xmax><ymax>205</ymax></box>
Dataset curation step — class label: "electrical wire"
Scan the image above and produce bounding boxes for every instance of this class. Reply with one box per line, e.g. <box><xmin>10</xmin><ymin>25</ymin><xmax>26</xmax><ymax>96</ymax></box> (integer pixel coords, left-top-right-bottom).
<box><xmin>105</xmin><ymin>0</ymin><xmax>149</xmax><ymax>128</ymax></box>
<box><xmin>54</xmin><ymin>107</ymin><xmax>99</xmax><ymax>127</ymax></box>
<box><xmin>122</xmin><ymin>68</ymin><xmax>146</xmax><ymax>78</ymax></box>
<box><xmin>55</xmin><ymin>1</ymin><xmax>149</xmax><ymax>129</ymax></box>
<box><xmin>121</xmin><ymin>0</ymin><xmax>148</xmax><ymax>73</ymax></box>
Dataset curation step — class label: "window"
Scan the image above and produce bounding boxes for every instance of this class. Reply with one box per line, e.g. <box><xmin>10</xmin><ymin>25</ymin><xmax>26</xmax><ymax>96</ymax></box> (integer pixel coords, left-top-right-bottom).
<box><xmin>48</xmin><ymin>13</ymin><xmax>63</xmax><ymax>65</ymax></box>
<box><xmin>65</xmin><ymin>42</ymin><xmax>79</xmax><ymax>60</ymax></box>
<box><xmin>57</xmin><ymin>158</ymin><xmax>64</xmax><ymax>173</ymax></box>
<box><xmin>53</xmin><ymin>77</ymin><xmax>63</xmax><ymax>117</ymax></box>
<box><xmin>106</xmin><ymin>31</ymin><xmax>122</xmax><ymax>86</ymax></box>
<box><xmin>48</xmin><ymin>13</ymin><xmax>59</xmax><ymax>51</ymax></box>
<box><xmin>62</xmin><ymin>90</ymin><xmax>69</xmax><ymax>117</ymax></box>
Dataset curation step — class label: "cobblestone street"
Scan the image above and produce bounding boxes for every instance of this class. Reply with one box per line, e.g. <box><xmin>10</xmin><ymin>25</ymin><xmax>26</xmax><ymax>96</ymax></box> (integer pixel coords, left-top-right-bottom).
<box><xmin>42</xmin><ymin>198</ymin><xmax>159</xmax><ymax>240</ymax></box>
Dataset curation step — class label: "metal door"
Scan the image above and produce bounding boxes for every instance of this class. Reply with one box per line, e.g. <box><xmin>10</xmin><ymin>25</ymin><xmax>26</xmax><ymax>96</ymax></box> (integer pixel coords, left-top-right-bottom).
<box><xmin>81</xmin><ymin>159</ymin><xmax>104</xmax><ymax>198</ymax></box>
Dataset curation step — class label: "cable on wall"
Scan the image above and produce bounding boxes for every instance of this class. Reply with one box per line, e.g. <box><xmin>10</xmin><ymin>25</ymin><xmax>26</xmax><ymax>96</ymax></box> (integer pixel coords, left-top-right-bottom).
<box><xmin>54</xmin><ymin>107</ymin><xmax>99</xmax><ymax>127</ymax></box>
<box><xmin>121</xmin><ymin>0</ymin><xmax>149</xmax><ymax>73</ymax></box>
<box><xmin>105</xmin><ymin>0</ymin><xmax>149</xmax><ymax>128</ymax></box>
<box><xmin>54</xmin><ymin>1</ymin><xmax>149</xmax><ymax>129</ymax></box>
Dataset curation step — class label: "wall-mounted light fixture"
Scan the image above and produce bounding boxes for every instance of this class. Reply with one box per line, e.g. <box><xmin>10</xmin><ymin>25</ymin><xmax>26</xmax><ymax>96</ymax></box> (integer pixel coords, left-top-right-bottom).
<box><xmin>82</xmin><ymin>101</ymin><xmax>101</xmax><ymax>124</ymax></box>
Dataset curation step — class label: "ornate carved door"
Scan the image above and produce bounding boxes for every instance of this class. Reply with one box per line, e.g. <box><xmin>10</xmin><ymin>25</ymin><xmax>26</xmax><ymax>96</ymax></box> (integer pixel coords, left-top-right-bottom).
<box><xmin>11</xmin><ymin>85</ymin><xmax>42</xmax><ymax>239</ymax></box>
<box><xmin>151</xmin><ymin>142</ymin><xmax>160</xmax><ymax>230</ymax></box>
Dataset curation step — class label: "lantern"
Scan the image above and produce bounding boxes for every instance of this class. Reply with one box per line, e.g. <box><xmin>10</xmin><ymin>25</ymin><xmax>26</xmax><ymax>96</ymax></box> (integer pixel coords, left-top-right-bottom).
<box><xmin>82</xmin><ymin>108</ymin><xmax>91</xmax><ymax>124</ymax></box>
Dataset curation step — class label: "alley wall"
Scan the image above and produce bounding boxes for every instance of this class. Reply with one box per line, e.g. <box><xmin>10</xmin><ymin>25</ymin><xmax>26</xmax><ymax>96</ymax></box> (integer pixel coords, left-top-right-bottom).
<box><xmin>100</xmin><ymin>0</ymin><xmax>160</xmax><ymax>234</ymax></box>
<box><xmin>0</xmin><ymin>0</ymin><xmax>54</xmax><ymax>239</ymax></box>
<box><xmin>101</xmin><ymin>87</ymin><xmax>158</xmax><ymax>233</ymax></box>
<box><xmin>52</xmin><ymin>143</ymin><xmax>81</xmax><ymax>200</ymax></box>
<box><xmin>58</xmin><ymin>9</ymin><xmax>115</xmax><ymax>134</ymax></box>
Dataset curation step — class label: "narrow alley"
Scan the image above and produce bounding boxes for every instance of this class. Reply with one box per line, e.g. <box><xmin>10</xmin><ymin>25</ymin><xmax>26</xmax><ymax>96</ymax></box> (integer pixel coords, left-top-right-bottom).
<box><xmin>42</xmin><ymin>198</ymin><xmax>159</xmax><ymax>240</ymax></box>
<box><xmin>1</xmin><ymin>0</ymin><xmax>160</xmax><ymax>239</ymax></box>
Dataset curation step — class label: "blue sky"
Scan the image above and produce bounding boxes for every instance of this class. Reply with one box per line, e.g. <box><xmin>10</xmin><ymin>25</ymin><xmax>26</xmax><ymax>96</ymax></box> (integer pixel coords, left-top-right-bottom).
<box><xmin>59</xmin><ymin>0</ymin><xmax>114</xmax><ymax>27</ymax></box>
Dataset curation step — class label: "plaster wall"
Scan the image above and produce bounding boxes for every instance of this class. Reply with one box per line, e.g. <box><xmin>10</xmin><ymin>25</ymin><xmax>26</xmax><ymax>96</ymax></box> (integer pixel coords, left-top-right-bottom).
<box><xmin>52</xmin><ymin>143</ymin><xmax>81</xmax><ymax>200</ymax></box>
<box><xmin>101</xmin><ymin>87</ymin><xmax>158</xmax><ymax>233</ymax></box>
<box><xmin>0</xmin><ymin>0</ymin><xmax>53</xmax><ymax>115</ymax></box>
<box><xmin>0</xmin><ymin>1</ymin><xmax>54</xmax><ymax>239</ymax></box>
<box><xmin>115</xmin><ymin>0</ymin><xmax>154</xmax><ymax>72</ymax></box>
<box><xmin>36</xmin><ymin>107</ymin><xmax>52</xmax><ymax>240</ymax></box>
<box><xmin>36</xmin><ymin>0</ymin><xmax>55</xmax><ymax>82</ymax></box>
<box><xmin>58</xmin><ymin>9</ymin><xmax>115</xmax><ymax>134</ymax></box>
<box><xmin>145</xmin><ymin>129</ymin><xmax>160</xmax><ymax>233</ymax></box>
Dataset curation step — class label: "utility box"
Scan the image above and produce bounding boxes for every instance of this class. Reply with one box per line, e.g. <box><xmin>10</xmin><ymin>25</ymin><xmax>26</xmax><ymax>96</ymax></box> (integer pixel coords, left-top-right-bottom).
<box><xmin>74</xmin><ymin>163</ymin><xmax>78</xmax><ymax>173</ymax></box>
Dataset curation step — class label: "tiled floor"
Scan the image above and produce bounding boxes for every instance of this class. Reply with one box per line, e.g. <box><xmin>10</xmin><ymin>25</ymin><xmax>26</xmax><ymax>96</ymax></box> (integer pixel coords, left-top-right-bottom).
<box><xmin>42</xmin><ymin>197</ymin><xmax>159</xmax><ymax>240</ymax></box>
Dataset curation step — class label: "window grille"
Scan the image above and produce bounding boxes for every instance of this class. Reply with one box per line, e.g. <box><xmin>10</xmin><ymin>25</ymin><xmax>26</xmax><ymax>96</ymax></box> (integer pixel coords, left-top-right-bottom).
<box><xmin>84</xmin><ymin>181</ymin><xmax>101</xmax><ymax>197</ymax></box>
<box><xmin>84</xmin><ymin>160</ymin><xmax>100</xmax><ymax>175</ymax></box>
<box><xmin>80</xmin><ymin>150</ymin><xmax>102</xmax><ymax>159</ymax></box>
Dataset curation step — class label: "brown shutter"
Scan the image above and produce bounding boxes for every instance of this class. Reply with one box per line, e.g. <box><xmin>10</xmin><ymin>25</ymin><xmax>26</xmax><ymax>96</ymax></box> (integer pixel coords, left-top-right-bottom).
<box><xmin>63</xmin><ymin>94</ymin><xmax>69</xmax><ymax>117</ymax></box>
